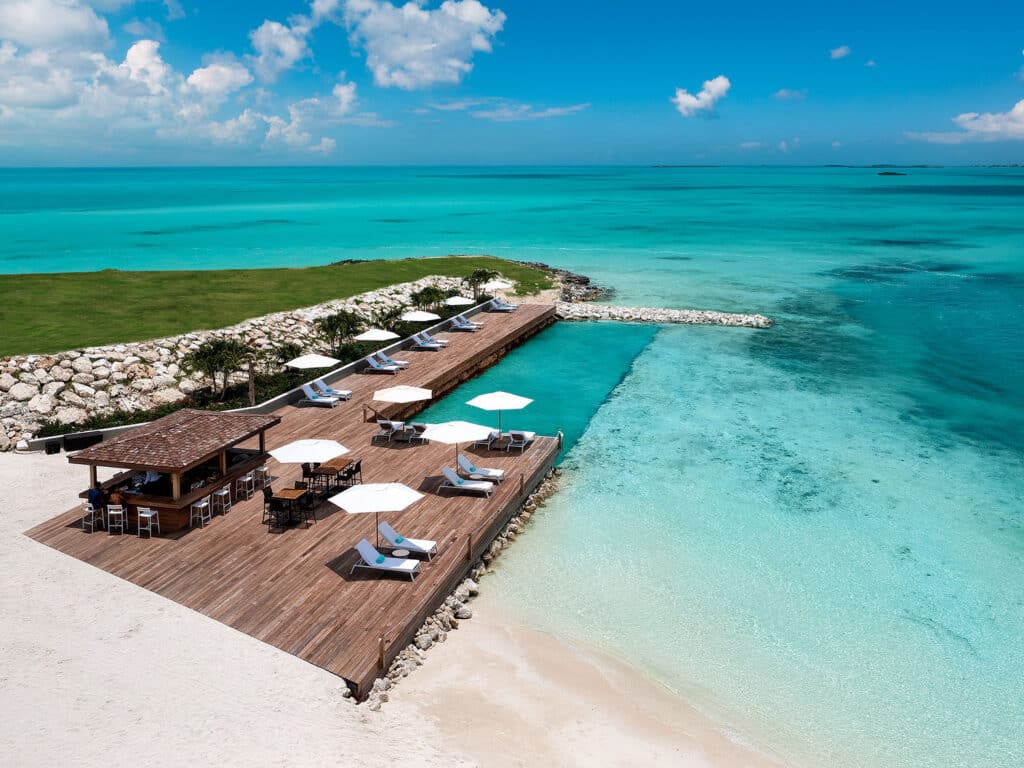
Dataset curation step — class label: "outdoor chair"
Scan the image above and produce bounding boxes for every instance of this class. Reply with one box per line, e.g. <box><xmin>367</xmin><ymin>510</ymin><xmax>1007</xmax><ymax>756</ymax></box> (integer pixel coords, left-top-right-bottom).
<box><xmin>106</xmin><ymin>504</ymin><xmax>126</xmax><ymax>535</ymax></box>
<box><xmin>137</xmin><ymin>507</ymin><xmax>160</xmax><ymax>539</ymax></box>
<box><xmin>190</xmin><ymin>496</ymin><xmax>212</xmax><ymax>528</ymax></box>
<box><xmin>451</xmin><ymin>316</ymin><xmax>481</xmax><ymax>332</ymax></box>
<box><xmin>506</xmin><ymin>430</ymin><xmax>536</xmax><ymax>453</ymax></box>
<box><xmin>488</xmin><ymin>297</ymin><xmax>518</xmax><ymax>312</ymax></box>
<box><xmin>364</xmin><ymin>356</ymin><xmax>400</xmax><ymax>374</ymax></box>
<box><xmin>377</xmin><ymin>521</ymin><xmax>436</xmax><ymax>560</ymax></box>
<box><xmin>81</xmin><ymin>502</ymin><xmax>104</xmax><ymax>533</ymax></box>
<box><xmin>458</xmin><ymin>453</ymin><xmax>505</xmax><ymax>482</ymax></box>
<box><xmin>473</xmin><ymin>430</ymin><xmax>500</xmax><ymax>450</ymax></box>
<box><xmin>412</xmin><ymin>333</ymin><xmax>443</xmax><ymax>351</ymax></box>
<box><xmin>313</xmin><ymin>378</ymin><xmax>352</xmax><ymax>400</ymax></box>
<box><xmin>375</xmin><ymin>351</ymin><xmax>410</xmax><ymax>369</ymax></box>
<box><xmin>300</xmin><ymin>383</ymin><xmax>339</xmax><ymax>407</ymax></box>
<box><xmin>351</xmin><ymin>539</ymin><xmax>420</xmax><ymax>581</ymax></box>
<box><xmin>372</xmin><ymin>420</ymin><xmax>404</xmax><ymax>443</ymax></box>
<box><xmin>421</xmin><ymin>331</ymin><xmax>449</xmax><ymax>346</ymax></box>
<box><xmin>235</xmin><ymin>472</ymin><xmax>256</xmax><ymax>500</ymax></box>
<box><xmin>212</xmin><ymin>483</ymin><xmax>232</xmax><ymax>514</ymax></box>
<box><xmin>440</xmin><ymin>467</ymin><xmax>494</xmax><ymax>497</ymax></box>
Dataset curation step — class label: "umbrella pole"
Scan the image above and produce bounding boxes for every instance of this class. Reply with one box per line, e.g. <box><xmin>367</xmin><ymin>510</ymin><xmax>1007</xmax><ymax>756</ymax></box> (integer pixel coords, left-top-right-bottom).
<box><xmin>375</xmin><ymin>511</ymin><xmax>379</xmax><ymax>548</ymax></box>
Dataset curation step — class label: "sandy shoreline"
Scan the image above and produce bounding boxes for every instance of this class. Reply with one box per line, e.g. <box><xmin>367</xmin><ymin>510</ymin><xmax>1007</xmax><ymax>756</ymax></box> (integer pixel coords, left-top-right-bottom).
<box><xmin>0</xmin><ymin>451</ymin><xmax>785</xmax><ymax>767</ymax></box>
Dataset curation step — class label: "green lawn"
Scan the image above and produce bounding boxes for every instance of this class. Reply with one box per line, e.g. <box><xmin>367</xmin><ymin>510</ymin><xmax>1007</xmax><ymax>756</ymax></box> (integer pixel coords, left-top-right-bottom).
<box><xmin>0</xmin><ymin>256</ymin><xmax>552</xmax><ymax>357</ymax></box>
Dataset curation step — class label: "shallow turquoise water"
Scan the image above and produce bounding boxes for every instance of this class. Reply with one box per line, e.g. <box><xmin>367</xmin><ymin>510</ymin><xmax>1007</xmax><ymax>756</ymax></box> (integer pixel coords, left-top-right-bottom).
<box><xmin>3</xmin><ymin>167</ymin><xmax>1022</xmax><ymax>767</ymax></box>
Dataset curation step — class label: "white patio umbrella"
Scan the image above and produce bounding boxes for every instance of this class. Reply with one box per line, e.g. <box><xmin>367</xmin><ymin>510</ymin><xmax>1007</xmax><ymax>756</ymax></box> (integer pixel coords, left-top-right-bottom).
<box><xmin>285</xmin><ymin>354</ymin><xmax>341</xmax><ymax>370</ymax></box>
<box><xmin>269</xmin><ymin>439</ymin><xmax>350</xmax><ymax>465</ymax></box>
<box><xmin>329</xmin><ymin>482</ymin><xmax>424</xmax><ymax>546</ymax></box>
<box><xmin>354</xmin><ymin>328</ymin><xmax>400</xmax><ymax>342</ymax></box>
<box><xmin>420</xmin><ymin>420</ymin><xmax>496</xmax><ymax>465</ymax></box>
<box><xmin>444</xmin><ymin>296</ymin><xmax>475</xmax><ymax>307</ymax></box>
<box><xmin>373</xmin><ymin>385</ymin><xmax>433</xmax><ymax>405</ymax></box>
<box><xmin>466</xmin><ymin>390</ymin><xmax>533</xmax><ymax>433</ymax></box>
<box><xmin>400</xmin><ymin>310</ymin><xmax>441</xmax><ymax>322</ymax></box>
<box><xmin>482</xmin><ymin>279</ymin><xmax>512</xmax><ymax>292</ymax></box>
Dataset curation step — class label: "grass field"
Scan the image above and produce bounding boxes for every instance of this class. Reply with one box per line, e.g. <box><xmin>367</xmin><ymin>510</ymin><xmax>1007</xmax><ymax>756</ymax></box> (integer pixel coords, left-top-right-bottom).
<box><xmin>0</xmin><ymin>256</ymin><xmax>552</xmax><ymax>356</ymax></box>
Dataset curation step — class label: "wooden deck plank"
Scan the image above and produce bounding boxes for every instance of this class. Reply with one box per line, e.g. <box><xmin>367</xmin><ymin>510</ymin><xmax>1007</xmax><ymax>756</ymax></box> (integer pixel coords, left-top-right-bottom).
<box><xmin>26</xmin><ymin>304</ymin><xmax>559</xmax><ymax>696</ymax></box>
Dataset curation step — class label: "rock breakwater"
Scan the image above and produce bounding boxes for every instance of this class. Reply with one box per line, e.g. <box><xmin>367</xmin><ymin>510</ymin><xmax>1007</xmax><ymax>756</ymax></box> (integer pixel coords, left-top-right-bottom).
<box><xmin>556</xmin><ymin>302</ymin><xmax>772</xmax><ymax>328</ymax></box>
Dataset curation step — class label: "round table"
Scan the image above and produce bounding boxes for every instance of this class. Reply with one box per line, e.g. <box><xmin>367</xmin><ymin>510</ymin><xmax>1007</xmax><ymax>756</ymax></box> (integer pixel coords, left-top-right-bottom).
<box><xmin>391</xmin><ymin>549</ymin><xmax>410</xmax><ymax>558</ymax></box>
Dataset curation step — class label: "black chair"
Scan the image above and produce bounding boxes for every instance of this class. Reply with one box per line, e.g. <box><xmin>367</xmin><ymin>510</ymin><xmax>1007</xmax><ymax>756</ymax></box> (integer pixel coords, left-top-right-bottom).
<box><xmin>350</xmin><ymin>459</ymin><xmax>363</xmax><ymax>485</ymax></box>
<box><xmin>262</xmin><ymin>487</ymin><xmax>277</xmax><ymax>525</ymax></box>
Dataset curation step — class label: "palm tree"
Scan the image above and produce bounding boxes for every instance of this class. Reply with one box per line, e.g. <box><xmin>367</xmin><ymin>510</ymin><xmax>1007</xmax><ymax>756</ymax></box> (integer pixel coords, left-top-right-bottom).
<box><xmin>464</xmin><ymin>268</ymin><xmax>500</xmax><ymax>300</ymax></box>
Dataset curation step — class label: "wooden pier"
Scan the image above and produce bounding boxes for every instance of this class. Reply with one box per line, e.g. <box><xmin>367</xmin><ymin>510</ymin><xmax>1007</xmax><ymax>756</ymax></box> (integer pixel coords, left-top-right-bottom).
<box><xmin>26</xmin><ymin>304</ymin><xmax>559</xmax><ymax>697</ymax></box>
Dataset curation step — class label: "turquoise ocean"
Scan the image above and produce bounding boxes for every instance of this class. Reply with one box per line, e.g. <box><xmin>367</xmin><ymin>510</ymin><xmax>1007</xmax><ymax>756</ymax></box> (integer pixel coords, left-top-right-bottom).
<box><xmin>2</xmin><ymin>167</ymin><xmax>1022</xmax><ymax>767</ymax></box>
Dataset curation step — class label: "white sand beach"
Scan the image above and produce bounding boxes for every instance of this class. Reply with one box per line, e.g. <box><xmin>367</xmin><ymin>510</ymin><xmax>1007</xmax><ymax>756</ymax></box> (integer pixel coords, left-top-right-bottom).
<box><xmin>0</xmin><ymin>451</ymin><xmax>784</xmax><ymax>768</ymax></box>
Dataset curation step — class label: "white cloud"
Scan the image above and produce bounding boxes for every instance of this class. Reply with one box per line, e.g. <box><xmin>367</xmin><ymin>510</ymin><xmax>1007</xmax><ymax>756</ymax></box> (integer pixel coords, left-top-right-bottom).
<box><xmin>909</xmin><ymin>99</ymin><xmax>1024</xmax><ymax>144</ymax></box>
<box><xmin>739</xmin><ymin>141</ymin><xmax>762</xmax><ymax>149</ymax></box>
<box><xmin>332</xmin><ymin>77</ymin><xmax>357</xmax><ymax>115</ymax></box>
<box><xmin>343</xmin><ymin>0</ymin><xmax>506</xmax><ymax>89</ymax></box>
<box><xmin>186</xmin><ymin>60</ymin><xmax>253</xmax><ymax>100</ymax></box>
<box><xmin>248</xmin><ymin>19</ymin><xmax>311</xmax><ymax>81</ymax></box>
<box><xmin>0</xmin><ymin>0</ymin><xmax>109</xmax><ymax>48</ymax></box>
<box><xmin>86</xmin><ymin>0</ymin><xmax>134</xmax><ymax>11</ymax></box>
<box><xmin>671</xmin><ymin>75</ymin><xmax>730</xmax><ymax>117</ymax></box>
<box><xmin>309</xmin><ymin>136</ymin><xmax>336</xmax><ymax>153</ymax></box>
<box><xmin>865</xmin><ymin>59</ymin><xmax>877</xmax><ymax>68</ymax></box>
<box><xmin>163</xmin><ymin>0</ymin><xmax>184</xmax><ymax>20</ymax></box>
<box><xmin>470</xmin><ymin>101</ymin><xmax>589</xmax><ymax>121</ymax></box>
<box><xmin>773</xmin><ymin>88</ymin><xmax>807</xmax><ymax>101</ymax></box>
<box><xmin>830</xmin><ymin>45</ymin><xmax>851</xmax><ymax>60</ymax></box>
<box><xmin>427</xmin><ymin>97</ymin><xmax>491</xmax><ymax>111</ymax></box>
<box><xmin>120</xmin><ymin>39</ymin><xmax>173</xmax><ymax>95</ymax></box>
<box><xmin>123</xmin><ymin>18</ymin><xmax>164</xmax><ymax>40</ymax></box>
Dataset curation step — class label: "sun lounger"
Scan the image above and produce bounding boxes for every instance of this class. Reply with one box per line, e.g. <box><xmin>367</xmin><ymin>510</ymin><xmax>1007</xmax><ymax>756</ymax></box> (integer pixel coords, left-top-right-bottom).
<box><xmin>458</xmin><ymin>453</ymin><xmax>505</xmax><ymax>482</ymax></box>
<box><xmin>313</xmin><ymin>378</ymin><xmax>352</xmax><ymax>400</ymax></box>
<box><xmin>300</xmin><ymin>383</ymin><xmax>339</xmax><ymax>407</ymax></box>
<box><xmin>378</xmin><ymin>521</ymin><xmax>436</xmax><ymax>560</ymax></box>
<box><xmin>376</xmin><ymin>351</ymin><xmax>410</xmax><ymax>368</ymax></box>
<box><xmin>488</xmin><ymin>297</ymin><xmax>518</xmax><ymax>312</ymax></box>
<box><xmin>352</xmin><ymin>539</ymin><xmax>420</xmax><ymax>580</ymax></box>
<box><xmin>365</xmin><ymin>356</ymin><xmax>400</xmax><ymax>374</ymax></box>
<box><xmin>473</xmin><ymin>430</ymin><xmax>500</xmax><ymax>450</ymax></box>
<box><xmin>421</xmin><ymin>331</ymin><xmax>450</xmax><ymax>346</ymax></box>
<box><xmin>372</xmin><ymin>419</ymin><xmax>405</xmax><ymax>442</ymax></box>
<box><xmin>412</xmin><ymin>333</ymin><xmax>443</xmax><ymax>351</ymax></box>
<box><xmin>395</xmin><ymin>422</ymin><xmax>429</xmax><ymax>444</ymax></box>
<box><xmin>451</xmin><ymin>316</ymin><xmax>481</xmax><ymax>332</ymax></box>
<box><xmin>440</xmin><ymin>466</ymin><xmax>494</xmax><ymax>497</ymax></box>
<box><xmin>505</xmin><ymin>430</ymin><xmax>536</xmax><ymax>452</ymax></box>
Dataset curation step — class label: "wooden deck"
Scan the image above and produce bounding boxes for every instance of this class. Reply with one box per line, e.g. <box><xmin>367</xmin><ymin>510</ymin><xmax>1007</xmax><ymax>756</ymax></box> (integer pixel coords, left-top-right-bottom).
<box><xmin>26</xmin><ymin>304</ymin><xmax>559</xmax><ymax>697</ymax></box>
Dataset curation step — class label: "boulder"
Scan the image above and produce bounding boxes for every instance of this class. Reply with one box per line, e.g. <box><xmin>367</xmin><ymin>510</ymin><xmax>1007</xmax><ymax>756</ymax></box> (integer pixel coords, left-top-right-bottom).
<box><xmin>60</xmin><ymin>391</ymin><xmax>86</xmax><ymax>407</ymax></box>
<box><xmin>54</xmin><ymin>406</ymin><xmax>87</xmax><ymax>425</ymax></box>
<box><xmin>131</xmin><ymin>378</ymin><xmax>155</xmax><ymax>393</ymax></box>
<box><xmin>8</xmin><ymin>382</ymin><xmax>38</xmax><ymax>401</ymax></box>
<box><xmin>455</xmin><ymin>605</ymin><xmax>473</xmax><ymax>620</ymax></box>
<box><xmin>27</xmin><ymin>394</ymin><xmax>55</xmax><ymax>415</ymax></box>
<box><xmin>151</xmin><ymin>387</ymin><xmax>184</xmax><ymax>406</ymax></box>
<box><xmin>0</xmin><ymin>373</ymin><xmax>16</xmax><ymax>392</ymax></box>
<box><xmin>42</xmin><ymin>381</ymin><xmax>66</xmax><ymax>396</ymax></box>
<box><xmin>71</xmin><ymin>357</ymin><xmax>93</xmax><ymax>373</ymax></box>
<box><xmin>15</xmin><ymin>439</ymin><xmax>28</xmax><ymax>451</ymax></box>
<box><xmin>71</xmin><ymin>372</ymin><xmax>95</xmax><ymax>385</ymax></box>
<box><xmin>72</xmin><ymin>382</ymin><xmax>96</xmax><ymax>397</ymax></box>
<box><xmin>49</xmin><ymin>366</ymin><xmax>73</xmax><ymax>382</ymax></box>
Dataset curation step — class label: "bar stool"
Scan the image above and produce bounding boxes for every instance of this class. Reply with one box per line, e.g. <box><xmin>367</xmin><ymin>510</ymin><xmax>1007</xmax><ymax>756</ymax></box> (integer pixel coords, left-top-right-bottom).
<box><xmin>253</xmin><ymin>465</ymin><xmax>270</xmax><ymax>489</ymax></box>
<box><xmin>235</xmin><ymin>472</ymin><xmax>255</xmax><ymax>500</ymax></box>
<box><xmin>106</xmin><ymin>504</ymin><xmax>125</xmax><ymax>535</ymax></box>
<box><xmin>81</xmin><ymin>502</ymin><xmax>104</xmax><ymax>533</ymax></box>
<box><xmin>212</xmin><ymin>483</ymin><xmax>232</xmax><ymax>515</ymax></box>
<box><xmin>137</xmin><ymin>507</ymin><xmax>160</xmax><ymax>539</ymax></box>
<box><xmin>190</xmin><ymin>496</ymin><xmax>212</xmax><ymax>528</ymax></box>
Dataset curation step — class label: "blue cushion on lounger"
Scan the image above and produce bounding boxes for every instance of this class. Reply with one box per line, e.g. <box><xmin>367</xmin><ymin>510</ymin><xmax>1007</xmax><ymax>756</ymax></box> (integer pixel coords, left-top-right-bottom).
<box><xmin>470</xmin><ymin>465</ymin><xmax>478</xmax><ymax>472</ymax></box>
<box><xmin>395</xmin><ymin>535</ymin><xmax>404</xmax><ymax>543</ymax></box>
<box><xmin>375</xmin><ymin>555</ymin><xmax>385</xmax><ymax>564</ymax></box>
<box><xmin>457</xmin><ymin>478</ymin><xmax>464</xmax><ymax>485</ymax></box>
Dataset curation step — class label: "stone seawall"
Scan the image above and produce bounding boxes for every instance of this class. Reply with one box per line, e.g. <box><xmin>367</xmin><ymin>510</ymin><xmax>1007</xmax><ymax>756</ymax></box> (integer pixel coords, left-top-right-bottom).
<box><xmin>556</xmin><ymin>302</ymin><xmax>772</xmax><ymax>328</ymax></box>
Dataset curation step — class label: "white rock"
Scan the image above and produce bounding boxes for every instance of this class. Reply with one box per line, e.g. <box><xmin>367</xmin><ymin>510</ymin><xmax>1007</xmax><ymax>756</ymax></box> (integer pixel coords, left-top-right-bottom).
<box><xmin>71</xmin><ymin>357</ymin><xmax>93</xmax><ymax>373</ymax></box>
<box><xmin>8</xmin><ymin>382</ymin><xmax>38</xmax><ymax>401</ymax></box>
<box><xmin>0</xmin><ymin>373</ymin><xmax>18</xmax><ymax>392</ymax></box>
<box><xmin>71</xmin><ymin>372</ymin><xmax>95</xmax><ymax>385</ymax></box>
<box><xmin>54</xmin><ymin>406</ymin><xmax>87</xmax><ymax>425</ymax></box>
<box><xmin>43</xmin><ymin>381</ymin><xmax>65</xmax><ymax>396</ymax></box>
<box><xmin>27</xmin><ymin>394</ymin><xmax>55</xmax><ymax>415</ymax></box>
<box><xmin>151</xmin><ymin>387</ymin><xmax>184</xmax><ymax>406</ymax></box>
<box><xmin>72</xmin><ymin>382</ymin><xmax>96</xmax><ymax>397</ymax></box>
<box><xmin>15</xmin><ymin>439</ymin><xmax>28</xmax><ymax>451</ymax></box>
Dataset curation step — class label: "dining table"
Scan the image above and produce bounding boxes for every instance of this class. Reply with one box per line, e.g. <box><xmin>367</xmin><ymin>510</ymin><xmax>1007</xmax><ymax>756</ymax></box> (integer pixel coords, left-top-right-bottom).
<box><xmin>271</xmin><ymin>488</ymin><xmax>307</xmax><ymax>526</ymax></box>
<box><xmin>312</xmin><ymin>456</ymin><xmax>353</xmax><ymax>490</ymax></box>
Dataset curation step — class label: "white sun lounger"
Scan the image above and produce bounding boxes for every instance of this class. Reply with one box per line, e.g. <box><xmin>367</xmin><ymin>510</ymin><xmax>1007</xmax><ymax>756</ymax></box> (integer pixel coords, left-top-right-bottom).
<box><xmin>365</xmin><ymin>356</ymin><xmax>400</xmax><ymax>374</ymax></box>
<box><xmin>376</xmin><ymin>351</ymin><xmax>410</xmax><ymax>368</ymax></box>
<box><xmin>300</xmin><ymin>383</ymin><xmax>339</xmax><ymax>407</ymax></box>
<box><xmin>378</xmin><ymin>521</ymin><xmax>436</xmax><ymax>560</ymax></box>
<box><xmin>420</xmin><ymin>331</ymin><xmax>449</xmax><ymax>346</ymax></box>
<box><xmin>440</xmin><ymin>466</ymin><xmax>494</xmax><ymax>497</ymax></box>
<box><xmin>472</xmin><ymin>430</ymin><xmax>500</xmax><ymax>450</ymax></box>
<box><xmin>313</xmin><ymin>378</ymin><xmax>352</xmax><ymax>400</ymax></box>
<box><xmin>505</xmin><ymin>430</ymin><xmax>536</xmax><ymax>452</ymax></box>
<box><xmin>352</xmin><ymin>539</ymin><xmax>420</xmax><ymax>580</ymax></box>
<box><xmin>451</xmin><ymin>316</ymin><xmax>481</xmax><ymax>332</ymax></box>
<box><xmin>488</xmin><ymin>298</ymin><xmax>518</xmax><ymax>312</ymax></box>
<box><xmin>457</xmin><ymin>453</ymin><xmax>505</xmax><ymax>482</ymax></box>
<box><xmin>412</xmin><ymin>333</ymin><xmax>443</xmax><ymax>351</ymax></box>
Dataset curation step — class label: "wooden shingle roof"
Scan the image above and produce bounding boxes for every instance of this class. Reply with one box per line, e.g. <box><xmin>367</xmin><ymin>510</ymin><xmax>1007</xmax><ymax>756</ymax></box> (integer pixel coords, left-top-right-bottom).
<box><xmin>68</xmin><ymin>409</ymin><xmax>280</xmax><ymax>473</ymax></box>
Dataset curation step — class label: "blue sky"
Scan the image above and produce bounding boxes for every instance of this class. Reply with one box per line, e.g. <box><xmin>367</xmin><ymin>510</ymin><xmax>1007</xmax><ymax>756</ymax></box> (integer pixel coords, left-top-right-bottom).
<box><xmin>0</xmin><ymin>0</ymin><xmax>1022</xmax><ymax>164</ymax></box>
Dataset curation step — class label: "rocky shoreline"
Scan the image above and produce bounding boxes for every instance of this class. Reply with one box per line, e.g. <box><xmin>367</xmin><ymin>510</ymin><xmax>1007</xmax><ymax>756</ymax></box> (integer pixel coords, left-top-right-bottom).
<box><xmin>359</xmin><ymin>467</ymin><xmax>561</xmax><ymax>709</ymax></box>
<box><xmin>556</xmin><ymin>302</ymin><xmax>773</xmax><ymax>328</ymax></box>
<box><xmin>512</xmin><ymin>260</ymin><xmax>613</xmax><ymax>303</ymax></box>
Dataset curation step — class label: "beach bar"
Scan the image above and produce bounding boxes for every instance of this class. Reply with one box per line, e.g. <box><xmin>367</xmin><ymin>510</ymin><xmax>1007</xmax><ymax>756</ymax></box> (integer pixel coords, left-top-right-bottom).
<box><xmin>70</xmin><ymin>409</ymin><xmax>281</xmax><ymax>532</ymax></box>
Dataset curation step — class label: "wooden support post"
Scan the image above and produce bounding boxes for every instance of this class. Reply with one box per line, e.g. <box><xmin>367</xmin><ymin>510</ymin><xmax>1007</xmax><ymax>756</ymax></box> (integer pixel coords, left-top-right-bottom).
<box><xmin>89</xmin><ymin>464</ymin><xmax>98</xmax><ymax>489</ymax></box>
<box><xmin>171</xmin><ymin>473</ymin><xmax>181</xmax><ymax>501</ymax></box>
<box><xmin>219</xmin><ymin>450</ymin><xmax>227</xmax><ymax>475</ymax></box>
<box><xmin>258</xmin><ymin>431</ymin><xmax>266</xmax><ymax>454</ymax></box>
